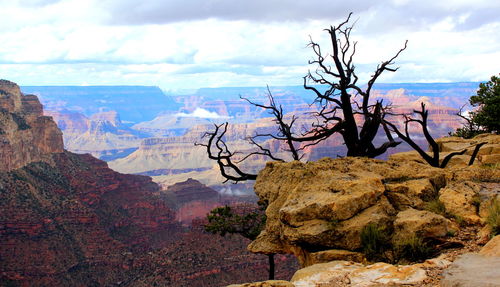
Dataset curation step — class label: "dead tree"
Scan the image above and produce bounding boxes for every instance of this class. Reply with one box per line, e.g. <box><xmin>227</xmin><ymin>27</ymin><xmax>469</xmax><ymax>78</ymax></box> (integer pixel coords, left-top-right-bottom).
<box><xmin>297</xmin><ymin>13</ymin><xmax>406</xmax><ymax>157</ymax></box>
<box><xmin>384</xmin><ymin>103</ymin><xmax>486</xmax><ymax>168</ymax></box>
<box><xmin>195</xmin><ymin>122</ymin><xmax>257</xmax><ymax>182</ymax></box>
<box><xmin>197</xmin><ymin>13</ymin><xmax>408</xmax><ymax>182</ymax></box>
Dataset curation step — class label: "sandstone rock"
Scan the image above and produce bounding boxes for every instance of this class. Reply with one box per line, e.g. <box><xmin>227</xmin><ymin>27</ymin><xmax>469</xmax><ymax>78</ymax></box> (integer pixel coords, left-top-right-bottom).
<box><xmin>306</xmin><ymin>249</ymin><xmax>366</xmax><ymax>266</ymax></box>
<box><xmin>439</xmin><ymin>181</ymin><xmax>482</xmax><ymax>224</ymax></box>
<box><xmin>393</xmin><ymin>208</ymin><xmax>450</xmax><ymax>240</ymax></box>
<box><xmin>291</xmin><ymin>261</ymin><xmax>427</xmax><ymax>287</ymax></box>
<box><xmin>478</xmin><ymin>225</ymin><xmax>494</xmax><ymax>245</ymax></box>
<box><xmin>248</xmin><ymin>136</ymin><xmax>499</xmax><ymax>271</ymax></box>
<box><xmin>441</xmin><ymin>253</ymin><xmax>500</xmax><ymax>287</ymax></box>
<box><xmin>227</xmin><ymin>280</ymin><xmax>295</xmax><ymax>287</ymax></box>
<box><xmin>437</xmin><ymin>134</ymin><xmax>500</xmax><ymax>157</ymax></box>
<box><xmin>334</xmin><ymin>196</ymin><xmax>395</xmax><ymax>250</ymax></box>
<box><xmin>291</xmin><ymin>261</ymin><xmax>360</xmax><ymax>286</ymax></box>
<box><xmin>249</xmin><ymin>157</ymin><xmax>454</xmax><ymax>266</ymax></box>
<box><xmin>480</xmin><ymin>195</ymin><xmax>500</xmax><ymax>219</ymax></box>
<box><xmin>479</xmin><ymin>235</ymin><xmax>500</xmax><ymax>257</ymax></box>
<box><xmin>480</xmin><ymin>154</ymin><xmax>500</xmax><ymax>165</ymax></box>
<box><xmin>417</xmin><ymin>254</ymin><xmax>452</xmax><ymax>268</ymax></box>
<box><xmin>385</xmin><ymin>178</ymin><xmax>436</xmax><ymax>209</ymax></box>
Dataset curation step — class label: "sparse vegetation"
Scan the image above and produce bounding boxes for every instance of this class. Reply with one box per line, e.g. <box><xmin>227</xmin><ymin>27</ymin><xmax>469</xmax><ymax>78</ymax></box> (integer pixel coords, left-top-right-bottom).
<box><xmin>393</xmin><ymin>235</ymin><xmax>433</xmax><ymax>263</ymax></box>
<box><xmin>472</xmin><ymin>164</ymin><xmax>500</xmax><ymax>183</ymax></box>
<box><xmin>486</xmin><ymin>199</ymin><xmax>500</xmax><ymax>236</ymax></box>
<box><xmin>452</xmin><ymin>214</ymin><xmax>467</xmax><ymax>227</ymax></box>
<box><xmin>360</xmin><ymin>223</ymin><xmax>390</xmax><ymax>261</ymax></box>
<box><xmin>425</xmin><ymin>199</ymin><xmax>447</xmax><ymax>216</ymax></box>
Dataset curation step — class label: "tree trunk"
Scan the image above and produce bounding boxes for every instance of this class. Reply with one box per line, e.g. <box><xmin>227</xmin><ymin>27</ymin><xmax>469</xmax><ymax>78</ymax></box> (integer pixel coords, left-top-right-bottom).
<box><xmin>268</xmin><ymin>254</ymin><xmax>275</xmax><ymax>280</ymax></box>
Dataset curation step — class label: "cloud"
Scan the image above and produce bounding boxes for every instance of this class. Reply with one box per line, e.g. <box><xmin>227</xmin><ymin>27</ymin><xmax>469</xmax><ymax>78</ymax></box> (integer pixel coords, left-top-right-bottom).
<box><xmin>100</xmin><ymin>0</ymin><xmax>373</xmax><ymax>24</ymax></box>
<box><xmin>99</xmin><ymin>0</ymin><xmax>500</xmax><ymax>32</ymax></box>
<box><xmin>0</xmin><ymin>0</ymin><xmax>499</xmax><ymax>90</ymax></box>
<box><xmin>175</xmin><ymin>108</ymin><xmax>231</xmax><ymax>119</ymax></box>
<box><xmin>218</xmin><ymin>186</ymin><xmax>247</xmax><ymax>196</ymax></box>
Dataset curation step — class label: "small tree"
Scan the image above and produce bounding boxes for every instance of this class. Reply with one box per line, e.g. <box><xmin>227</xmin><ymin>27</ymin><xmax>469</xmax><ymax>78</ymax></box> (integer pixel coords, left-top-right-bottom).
<box><xmin>452</xmin><ymin>74</ymin><xmax>500</xmax><ymax>138</ymax></box>
<box><xmin>204</xmin><ymin>204</ymin><xmax>275</xmax><ymax>279</ymax></box>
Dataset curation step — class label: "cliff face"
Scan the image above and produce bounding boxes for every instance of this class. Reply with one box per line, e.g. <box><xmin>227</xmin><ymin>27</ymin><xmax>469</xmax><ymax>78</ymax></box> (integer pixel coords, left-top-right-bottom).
<box><xmin>0</xmin><ymin>81</ymin><xmax>175</xmax><ymax>285</ymax></box>
<box><xmin>46</xmin><ymin>110</ymin><xmax>144</xmax><ymax>160</ymax></box>
<box><xmin>0</xmin><ymin>80</ymin><xmax>63</xmax><ymax>171</ymax></box>
<box><xmin>0</xmin><ymin>81</ymin><xmax>297</xmax><ymax>286</ymax></box>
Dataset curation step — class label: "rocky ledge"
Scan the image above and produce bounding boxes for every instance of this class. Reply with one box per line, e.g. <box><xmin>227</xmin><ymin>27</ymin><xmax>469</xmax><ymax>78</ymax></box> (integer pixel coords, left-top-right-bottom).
<box><xmin>231</xmin><ymin>134</ymin><xmax>499</xmax><ymax>286</ymax></box>
<box><xmin>0</xmin><ymin>79</ymin><xmax>63</xmax><ymax>171</ymax></box>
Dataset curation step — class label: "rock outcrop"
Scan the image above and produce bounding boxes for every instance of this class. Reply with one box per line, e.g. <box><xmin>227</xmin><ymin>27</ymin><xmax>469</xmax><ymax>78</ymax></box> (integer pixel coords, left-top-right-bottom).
<box><xmin>0</xmin><ymin>80</ymin><xmax>63</xmax><ymax>171</ymax></box>
<box><xmin>247</xmin><ymin>134</ymin><xmax>499</xmax><ymax>268</ymax></box>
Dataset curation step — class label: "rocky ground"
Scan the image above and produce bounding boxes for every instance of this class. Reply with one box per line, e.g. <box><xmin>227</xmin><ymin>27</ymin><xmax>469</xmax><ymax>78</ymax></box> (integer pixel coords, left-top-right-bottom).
<box><xmin>228</xmin><ymin>134</ymin><xmax>500</xmax><ymax>287</ymax></box>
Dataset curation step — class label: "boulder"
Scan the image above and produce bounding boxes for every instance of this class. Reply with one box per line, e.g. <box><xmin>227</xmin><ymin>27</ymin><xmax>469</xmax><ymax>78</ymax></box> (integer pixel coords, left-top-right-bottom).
<box><xmin>249</xmin><ymin>157</ymin><xmax>455</xmax><ymax>266</ymax></box>
<box><xmin>393</xmin><ymin>208</ymin><xmax>450</xmax><ymax>240</ymax></box>
<box><xmin>385</xmin><ymin>178</ymin><xmax>436</xmax><ymax>209</ymax></box>
<box><xmin>439</xmin><ymin>181</ymin><xmax>482</xmax><ymax>224</ymax></box>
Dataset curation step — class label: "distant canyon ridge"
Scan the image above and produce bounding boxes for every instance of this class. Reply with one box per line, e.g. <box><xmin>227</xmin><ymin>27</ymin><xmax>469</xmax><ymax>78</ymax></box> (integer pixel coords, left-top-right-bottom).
<box><xmin>22</xmin><ymin>83</ymin><xmax>479</xmax><ymax>192</ymax></box>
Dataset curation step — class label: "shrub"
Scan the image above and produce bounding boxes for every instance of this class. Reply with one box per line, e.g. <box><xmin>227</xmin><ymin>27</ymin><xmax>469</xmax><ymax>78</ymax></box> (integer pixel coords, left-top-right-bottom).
<box><xmin>487</xmin><ymin>199</ymin><xmax>500</xmax><ymax>236</ymax></box>
<box><xmin>394</xmin><ymin>235</ymin><xmax>433</xmax><ymax>263</ymax></box>
<box><xmin>425</xmin><ymin>199</ymin><xmax>447</xmax><ymax>216</ymax></box>
<box><xmin>360</xmin><ymin>223</ymin><xmax>390</xmax><ymax>261</ymax></box>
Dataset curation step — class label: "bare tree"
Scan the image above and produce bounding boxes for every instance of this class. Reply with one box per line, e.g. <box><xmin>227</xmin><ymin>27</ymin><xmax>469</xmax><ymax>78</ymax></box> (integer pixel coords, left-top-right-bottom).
<box><xmin>384</xmin><ymin>103</ymin><xmax>486</xmax><ymax>168</ymax></box>
<box><xmin>298</xmin><ymin>13</ymin><xmax>406</xmax><ymax>157</ymax></box>
<box><xmin>197</xmin><ymin>13</ymin><xmax>408</xmax><ymax>182</ymax></box>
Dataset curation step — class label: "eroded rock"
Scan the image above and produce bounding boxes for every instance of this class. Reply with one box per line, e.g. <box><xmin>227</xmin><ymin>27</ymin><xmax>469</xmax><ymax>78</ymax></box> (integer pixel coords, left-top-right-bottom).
<box><xmin>393</xmin><ymin>208</ymin><xmax>451</xmax><ymax>240</ymax></box>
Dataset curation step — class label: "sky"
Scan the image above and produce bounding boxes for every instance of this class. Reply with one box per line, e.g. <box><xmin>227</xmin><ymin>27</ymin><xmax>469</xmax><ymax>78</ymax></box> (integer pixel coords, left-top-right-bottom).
<box><xmin>0</xmin><ymin>0</ymin><xmax>499</xmax><ymax>90</ymax></box>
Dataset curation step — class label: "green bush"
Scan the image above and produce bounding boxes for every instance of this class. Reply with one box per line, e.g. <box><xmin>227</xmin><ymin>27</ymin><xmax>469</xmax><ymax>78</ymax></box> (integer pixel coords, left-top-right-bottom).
<box><xmin>394</xmin><ymin>235</ymin><xmax>433</xmax><ymax>262</ymax></box>
<box><xmin>360</xmin><ymin>223</ymin><xmax>390</xmax><ymax>261</ymax></box>
<box><xmin>425</xmin><ymin>199</ymin><xmax>446</xmax><ymax>216</ymax></box>
<box><xmin>487</xmin><ymin>199</ymin><xmax>500</xmax><ymax>236</ymax></box>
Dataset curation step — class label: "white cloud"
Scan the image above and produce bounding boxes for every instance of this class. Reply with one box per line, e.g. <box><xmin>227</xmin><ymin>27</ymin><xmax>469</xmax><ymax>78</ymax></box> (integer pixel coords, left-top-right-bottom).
<box><xmin>0</xmin><ymin>0</ymin><xmax>499</xmax><ymax>89</ymax></box>
<box><xmin>175</xmin><ymin>108</ymin><xmax>231</xmax><ymax>119</ymax></box>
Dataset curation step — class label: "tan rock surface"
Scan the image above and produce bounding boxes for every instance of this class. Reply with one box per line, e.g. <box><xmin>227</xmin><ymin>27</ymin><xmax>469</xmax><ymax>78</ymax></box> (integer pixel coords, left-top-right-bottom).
<box><xmin>307</xmin><ymin>249</ymin><xmax>366</xmax><ymax>266</ymax></box>
<box><xmin>249</xmin><ymin>157</ymin><xmax>457</xmax><ymax>266</ymax></box>
<box><xmin>291</xmin><ymin>261</ymin><xmax>427</xmax><ymax>287</ymax></box>
<box><xmin>227</xmin><ymin>280</ymin><xmax>295</xmax><ymax>287</ymax></box>
<box><xmin>479</xmin><ymin>235</ymin><xmax>500</xmax><ymax>257</ymax></box>
<box><xmin>439</xmin><ymin>181</ymin><xmax>482</xmax><ymax>224</ymax></box>
<box><xmin>393</xmin><ymin>208</ymin><xmax>450</xmax><ymax>240</ymax></box>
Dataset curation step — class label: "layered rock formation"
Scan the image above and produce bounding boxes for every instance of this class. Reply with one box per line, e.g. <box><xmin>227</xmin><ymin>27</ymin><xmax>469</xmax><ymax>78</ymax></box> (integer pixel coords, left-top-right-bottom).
<box><xmin>1</xmin><ymin>80</ymin><xmax>298</xmax><ymax>286</ymax></box>
<box><xmin>0</xmin><ymin>80</ymin><xmax>63</xmax><ymax>171</ymax></box>
<box><xmin>47</xmin><ymin>110</ymin><xmax>144</xmax><ymax>160</ymax></box>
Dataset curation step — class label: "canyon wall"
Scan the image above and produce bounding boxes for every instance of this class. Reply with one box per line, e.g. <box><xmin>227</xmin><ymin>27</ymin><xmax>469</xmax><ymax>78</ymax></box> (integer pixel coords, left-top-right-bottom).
<box><xmin>1</xmin><ymin>80</ymin><xmax>298</xmax><ymax>286</ymax></box>
<box><xmin>0</xmin><ymin>80</ymin><xmax>63</xmax><ymax>171</ymax></box>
